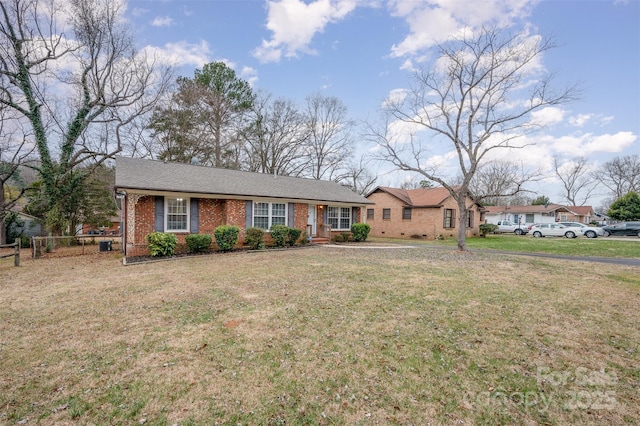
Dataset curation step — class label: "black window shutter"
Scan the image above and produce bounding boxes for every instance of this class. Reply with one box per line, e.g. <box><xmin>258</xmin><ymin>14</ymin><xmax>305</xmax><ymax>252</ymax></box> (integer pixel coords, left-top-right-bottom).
<box><xmin>245</xmin><ymin>201</ymin><xmax>253</xmax><ymax>229</ymax></box>
<box><xmin>288</xmin><ymin>203</ymin><xmax>294</xmax><ymax>227</ymax></box>
<box><xmin>352</xmin><ymin>207</ymin><xmax>357</xmax><ymax>224</ymax></box>
<box><xmin>190</xmin><ymin>198</ymin><xmax>199</xmax><ymax>233</ymax></box>
<box><xmin>155</xmin><ymin>196</ymin><xmax>164</xmax><ymax>232</ymax></box>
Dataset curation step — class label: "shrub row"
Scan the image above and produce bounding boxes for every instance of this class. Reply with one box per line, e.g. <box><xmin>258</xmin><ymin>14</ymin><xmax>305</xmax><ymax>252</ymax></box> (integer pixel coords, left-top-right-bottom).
<box><xmin>146</xmin><ymin>226</ymin><xmax>240</xmax><ymax>257</ymax></box>
<box><xmin>145</xmin><ymin>224</ymin><xmax>306</xmax><ymax>257</ymax></box>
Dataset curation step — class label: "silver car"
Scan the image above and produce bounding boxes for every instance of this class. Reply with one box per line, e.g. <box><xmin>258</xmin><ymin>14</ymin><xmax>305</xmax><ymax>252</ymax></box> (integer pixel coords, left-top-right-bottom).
<box><xmin>530</xmin><ymin>223</ymin><xmax>582</xmax><ymax>238</ymax></box>
<box><xmin>558</xmin><ymin>222</ymin><xmax>606</xmax><ymax>239</ymax></box>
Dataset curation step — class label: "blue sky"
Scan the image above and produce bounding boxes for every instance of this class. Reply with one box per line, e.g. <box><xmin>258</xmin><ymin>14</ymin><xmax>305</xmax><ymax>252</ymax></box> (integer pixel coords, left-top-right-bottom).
<box><xmin>125</xmin><ymin>0</ymin><xmax>639</xmax><ymax>206</ymax></box>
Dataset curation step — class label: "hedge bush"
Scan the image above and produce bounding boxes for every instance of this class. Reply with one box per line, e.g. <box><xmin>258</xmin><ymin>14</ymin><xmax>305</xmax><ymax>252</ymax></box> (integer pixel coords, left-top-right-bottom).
<box><xmin>479</xmin><ymin>223</ymin><xmax>499</xmax><ymax>237</ymax></box>
<box><xmin>351</xmin><ymin>223</ymin><xmax>371</xmax><ymax>242</ymax></box>
<box><xmin>286</xmin><ymin>227</ymin><xmax>302</xmax><ymax>246</ymax></box>
<box><xmin>185</xmin><ymin>234</ymin><xmax>212</xmax><ymax>253</ymax></box>
<box><xmin>214</xmin><ymin>225</ymin><xmax>240</xmax><ymax>252</ymax></box>
<box><xmin>269</xmin><ymin>224</ymin><xmax>289</xmax><ymax>248</ymax></box>
<box><xmin>245</xmin><ymin>227</ymin><xmax>265</xmax><ymax>250</ymax></box>
<box><xmin>146</xmin><ymin>232</ymin><xmax>178</xmax><ymax>257</ymax></box>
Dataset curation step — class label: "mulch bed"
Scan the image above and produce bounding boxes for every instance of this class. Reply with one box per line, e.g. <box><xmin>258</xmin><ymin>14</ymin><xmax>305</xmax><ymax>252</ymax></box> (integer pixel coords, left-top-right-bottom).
<box><xmin>123</xmin><ymin>244</ymin><xmax>319</xmax><ymax>265</ymax></box>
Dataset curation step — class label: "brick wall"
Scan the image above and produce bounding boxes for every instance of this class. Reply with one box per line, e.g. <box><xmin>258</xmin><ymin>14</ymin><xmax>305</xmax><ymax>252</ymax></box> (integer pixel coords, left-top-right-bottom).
<box><xmin>366</xmin><ymin>192</ymin><xmax>480</xmax><ymax>239</ymax></box>
<box><xmin>128</xmin><ymin>197</ymin><xmax>317</xmax><ymax>256</ymax></box>
<box><xmin>199</xmin><ymin>199</ymin><xmax>225</xmax><ymax>234</ymax></box>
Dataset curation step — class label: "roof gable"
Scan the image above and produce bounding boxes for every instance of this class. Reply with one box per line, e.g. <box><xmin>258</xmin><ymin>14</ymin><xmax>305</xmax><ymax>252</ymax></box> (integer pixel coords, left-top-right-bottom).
<box><xmin>367</xmin><ymin>186</ymin><xmax>454</xmax><ymax>207</ymax></box>
<box><xmin>115</xmin><ymin>156</ymin><xmax>372</xmax><ymax>205</ymax></box>
<box><xmin>566</xmin><ymin>206</ymin><xmax>594</xmax><ymax>216</ymax></box>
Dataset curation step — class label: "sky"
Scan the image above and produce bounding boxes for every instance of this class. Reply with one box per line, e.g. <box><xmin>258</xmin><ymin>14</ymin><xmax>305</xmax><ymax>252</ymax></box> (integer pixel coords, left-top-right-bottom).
<box><xmin>123</xmin><ymin>0</ymin><xmax>639</xmax><ymax>208</ymax></box>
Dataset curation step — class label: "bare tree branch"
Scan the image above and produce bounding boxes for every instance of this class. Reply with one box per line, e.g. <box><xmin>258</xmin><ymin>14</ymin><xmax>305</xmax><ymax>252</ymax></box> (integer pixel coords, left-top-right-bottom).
<box><xmin>369</xmin><ymin>26</ymin><xmax>577</xmax><ymax>250</ymax></box>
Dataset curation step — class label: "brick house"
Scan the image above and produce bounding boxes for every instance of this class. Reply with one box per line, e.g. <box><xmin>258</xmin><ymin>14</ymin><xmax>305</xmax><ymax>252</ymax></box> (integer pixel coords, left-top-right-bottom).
<box><xmin>115</xmin><ymin>156</ymin><xmax>373</xmax><ymax>256</ymax></box>
<box><xmin>365</xmin><ymin>186</ymin><xmax>484</xmax><ymax>239</ymax></box>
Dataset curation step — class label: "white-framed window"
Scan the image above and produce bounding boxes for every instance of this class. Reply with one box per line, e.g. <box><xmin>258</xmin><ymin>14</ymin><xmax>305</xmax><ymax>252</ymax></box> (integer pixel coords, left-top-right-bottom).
<box><xmin>253</xmin><ymin>202</ymin><xmax>287</xmax><ymax>230</ymax></box>
<box><xmin>166</xmin><ymin>197</ymin><xmax>189</xmax><ymax>232</ymax></box>
<box><xmin>328</xmin><ymin>206</ymin><xmax>351</xmax><ymax>230</ymax></box>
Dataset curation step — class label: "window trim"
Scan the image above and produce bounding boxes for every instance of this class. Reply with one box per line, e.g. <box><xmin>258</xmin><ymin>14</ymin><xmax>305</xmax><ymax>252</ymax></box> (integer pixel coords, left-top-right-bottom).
<box><xmin>253</xmin><ymin>201</ymin><xmax>288</xmax><ymax>230</ymax></box>
<box><xmin>367</xmin><ymin>208</ymin><xmax>374</xmax><ymax>220</ymax></box>
<box><xmin>443</xmin><ymin>208</ymin><xmax>456</xmax><ymax>229</ymax></box>
<box><xmin>402</xmin><ymin>207</ymin><xmax>412</xmax><ymax>220</ymax></box>
<box><xmin>165</xmin><ymin>197</ymin><xmax>190</xmax><ymax>233</ymax></box>
<box><xmin>467</xmin><ymin>210</ymin><xmax>474</xmax><ymax>228</ymax></box>
<box><xmin>382</xmin><ymin>208</ymin><xmax>391</xmax><ymax>220</ymax></box>
<box><xmin>327</xmin><ymin>206</ymin><xmax>352</xmax><ymax>231</ymax></box>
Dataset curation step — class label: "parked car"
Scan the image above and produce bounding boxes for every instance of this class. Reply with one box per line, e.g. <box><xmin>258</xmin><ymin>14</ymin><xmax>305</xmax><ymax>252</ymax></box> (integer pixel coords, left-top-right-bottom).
<box><xmin>529</xmin><ymin>223</ymin><xmax>582</xmax><ymax>238</ymax></box>
<box><xmin>493</xmin><ymin>220</ymin><xmax>529</xmax><ymax>235</ymax></box>
<box><xmin>558</xmin><ymin>222</ymin><xmax>606</xmax><ymax>238</ymax></box>
<box><xmin>601</xmin><ymin>222</ymin><xmax>640</xmax><ymax>237</ymax></box>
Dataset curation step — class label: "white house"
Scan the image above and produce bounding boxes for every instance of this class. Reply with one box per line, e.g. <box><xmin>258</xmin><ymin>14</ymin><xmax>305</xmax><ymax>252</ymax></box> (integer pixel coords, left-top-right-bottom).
<box><xmin>484</xmin><ymin>204</ymin><xmax>578</xmax><ymax>227</ymax></box>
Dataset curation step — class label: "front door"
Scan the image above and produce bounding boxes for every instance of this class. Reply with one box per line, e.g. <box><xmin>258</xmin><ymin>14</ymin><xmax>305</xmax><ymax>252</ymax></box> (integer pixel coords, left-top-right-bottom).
<box><xmin>308</xmin><ymin>205</ymin><xmax>317</xmax><ymax>236</ymax></box>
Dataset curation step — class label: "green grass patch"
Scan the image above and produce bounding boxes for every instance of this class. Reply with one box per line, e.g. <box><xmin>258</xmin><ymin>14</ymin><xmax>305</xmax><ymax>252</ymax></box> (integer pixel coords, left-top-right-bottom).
<box><xmin>1</xmin><ymin>248</ymin><xmax>638</xmax><ymax>424</ymax></box>
<box><xmin>373</xmin><ymin>235</ymin><xmax>640</xmax><ymax>258</ymax></box>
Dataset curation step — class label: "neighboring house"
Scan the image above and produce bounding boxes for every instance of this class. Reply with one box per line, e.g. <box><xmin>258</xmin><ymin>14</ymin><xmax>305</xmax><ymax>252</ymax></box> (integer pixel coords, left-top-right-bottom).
<box><xmin>7</xmin><ymin>208</ymin><xmax>45</xmax><ymax>239</ymax></box>
<box><xmin>364</xmin><ymin>186</ymin><xmax>484</xmax><ymax>239</ymax></box>
<box><xmin>81</xmin><ymin>214</ymin><xmax>121</xmax><ymax>236</ymax></box>
<box><xmin>562</xmin><ymin>206</ymin><xmax>595</xmax><ymax>224</ymax></box>
<box><xmin>114</xmin><ymin>156</ymin><xmax>373</xmax><ymax>256</ymax></box>
<box><xmin>484</xmin><ymin>204</ymin><xmax>580</xmax><ymax>227</ymax></box>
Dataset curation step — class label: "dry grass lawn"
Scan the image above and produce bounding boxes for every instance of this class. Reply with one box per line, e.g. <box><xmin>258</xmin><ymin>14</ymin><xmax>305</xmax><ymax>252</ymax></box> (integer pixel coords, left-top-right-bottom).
<box><xmin>1</xmin><ymin>245</ymin><xmax>638</xmax><ymax>425</ymax></box>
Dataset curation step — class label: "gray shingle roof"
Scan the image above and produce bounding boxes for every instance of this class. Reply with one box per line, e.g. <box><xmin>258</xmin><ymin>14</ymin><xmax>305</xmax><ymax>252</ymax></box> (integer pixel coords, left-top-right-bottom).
<box><xmin>115</xmin><ymin>156</ymin><xmax>373</xmax><ymax>205</ymax></box>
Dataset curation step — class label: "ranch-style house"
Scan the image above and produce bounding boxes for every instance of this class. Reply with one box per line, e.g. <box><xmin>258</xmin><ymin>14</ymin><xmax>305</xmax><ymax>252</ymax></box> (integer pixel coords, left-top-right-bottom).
<box><xmin>365</xmin><ymin>186</ymin><xmax>484</xmax><ymax>239</ymax></box>
<box><xmin>115</xmin><ymin>156</ymin><xmax>373</xmax><ymax>256</ymax></box>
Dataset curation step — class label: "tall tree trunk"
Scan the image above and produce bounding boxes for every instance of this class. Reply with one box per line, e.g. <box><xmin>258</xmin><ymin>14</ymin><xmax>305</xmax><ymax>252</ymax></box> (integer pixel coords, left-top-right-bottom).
<box><xmin>456</xmin><ymin>196</ymin><xmax>469</xmax><ymax>251</ymax></box>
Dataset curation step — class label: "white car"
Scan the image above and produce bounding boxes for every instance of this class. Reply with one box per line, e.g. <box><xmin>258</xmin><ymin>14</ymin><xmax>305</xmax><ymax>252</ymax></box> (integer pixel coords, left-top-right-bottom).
<box><xmin>558</xmin><ymin>222</ymin><xmax>606</xmax><ymax>239</ymax></box>
<box><xmin>529</xmin><ymin>223</ymin><xmax>582</xmax><ymax>238</ymax></box>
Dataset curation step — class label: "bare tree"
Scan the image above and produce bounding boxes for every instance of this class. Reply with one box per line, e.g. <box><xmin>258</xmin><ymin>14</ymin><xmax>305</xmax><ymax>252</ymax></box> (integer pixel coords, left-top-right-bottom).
<box><xmin>593</xmin><ymin>154</ymin><xmax>640</xmax><ymax>201</ymax></box>
<box><xmin>470</xmin><ymin>160</ymin><xmax>541</xmax><ymax>206</ymax></box>
<box><xmin>553</xmin><ymin>156</ymin><xmax>598</xmax><ymax>206</ymax></box>
<box><xmin>241</xmin><ymin>91</ymin><xmax>309</xmax><ymax>176</ymax></box>
<box><xmin>0</xmin><ymin>0</ymin><xmax>172</xmax><ymax>234</ymax></box>
<box><xmin>333</xmin><ymin>155</ymin><xmax>378</xmax><ymax>196</ymax></box>
<box><xmin>370</xmin><ymin>26</ymin><xmax>577</xmax><ymax>250</ymax></box>
<box><xmin>303</xmin><ymin>93</ymin><xmax>355</xmax><ymax>180</ymax></box>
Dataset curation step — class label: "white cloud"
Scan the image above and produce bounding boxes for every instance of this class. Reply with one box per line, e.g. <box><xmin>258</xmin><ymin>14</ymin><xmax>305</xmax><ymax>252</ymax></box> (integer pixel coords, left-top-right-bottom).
<box><xmin>151</xmin><ymin>16</ymin><xmax>175</xmax><ymax>27</ymax></box>
<box><xmin>568</xmin><ymin>113</ymin><xmax>592</xmax><ymax>127</ymax></box>
<box><xmin>142</xmin><ymin>40</ymin><xmax>211</xmax><ymax>68</ymax></box>
<box><xmin>388</xmin><ymin>0</ymin><xmax>538</xmax><ymax>58</ymax></box>
<box><xmin>253</xmin><ymin>0</ymin><xmax>358</xmax><ymax>63</ymax></box>
<box><xmin>240</xmin><ymin>66</ymin><xmax>258</xmax><ymax>86</ymax></box>
<box><xmin>529</xmin><ymin>107</ymin><xmax>565</xmax><ymax>127</ymax></box>
<box><xmin>131</xmin><ymin>7</ymin><xmax>149</xmax><ymax>17</ymax></box>
<box><xmin>382</xmin><ymin>88</ymin><xmax>408</xmax><ymax>107</ymax></box>
<box><xmin>580</xmin><ymin>131</ymin><xmax>637</xmax><ymax>154</ymax></box>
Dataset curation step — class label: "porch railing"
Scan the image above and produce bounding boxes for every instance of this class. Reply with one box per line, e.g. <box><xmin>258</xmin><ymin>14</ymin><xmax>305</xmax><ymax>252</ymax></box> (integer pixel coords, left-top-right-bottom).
<box><xmin>318</xmin><ymin>224</ymin><xmax>332</xmax><ymax>239</ymax></box>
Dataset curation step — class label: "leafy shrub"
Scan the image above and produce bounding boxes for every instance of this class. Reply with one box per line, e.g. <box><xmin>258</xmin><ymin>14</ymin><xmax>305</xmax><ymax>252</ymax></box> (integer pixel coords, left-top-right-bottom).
<box><xmin>214</xmin><ymin>225</ymin><xmax>240</xmax><ymax>252</ymax></box>
<box><xmin>245</xmin><ymin>227</ymin><xmax>265</xmax><ymax>250</ymax></box>
<box><xmin>146</xmin><ymin>232</ymin><xmax>178</xmax><ymax>257</ymax></box>
<box><xmin>270</xmin><ymin>224</ymin><xmax>289</xmax><ymax>248</ymax></box>
<box><xmin>479</xmin><ymin>223</ymin><xmax>499</xmax><ymax>237</ymax></box>
<box><xmin>185</xmin><ymin>234</ymin><xmax>212</xmax><ymax>253</ymax></box>
<box><xmin>300</xmin><ymin>231</ymin><xmax>310</xmax><ymax>245</ymax></box>
<box><xmin>351</xmin><ymin>223</ymin><xmax>371</xmax><ymax>242</ymax></box>
<box><xmin>286</xmin><ymin>227</ymin><xmax>302</xmax><ymax>246</ymax></box>
<box><xmin>332</xmin><ymin>232</ymin><xmax>352</xmax><ymax>243</ymax></box>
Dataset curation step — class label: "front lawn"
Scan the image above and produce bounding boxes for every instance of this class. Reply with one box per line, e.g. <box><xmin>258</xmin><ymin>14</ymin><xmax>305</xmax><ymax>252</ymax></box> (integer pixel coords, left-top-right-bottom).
<box><xmin>1</xmin><ymin>247</ymin><xmax>638</xmax><ymax>425</ymax></box>
<box><xmin>373</xmin><ymin>235</ymin><xmax>640</xmax><ymax>258</ymax></box>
